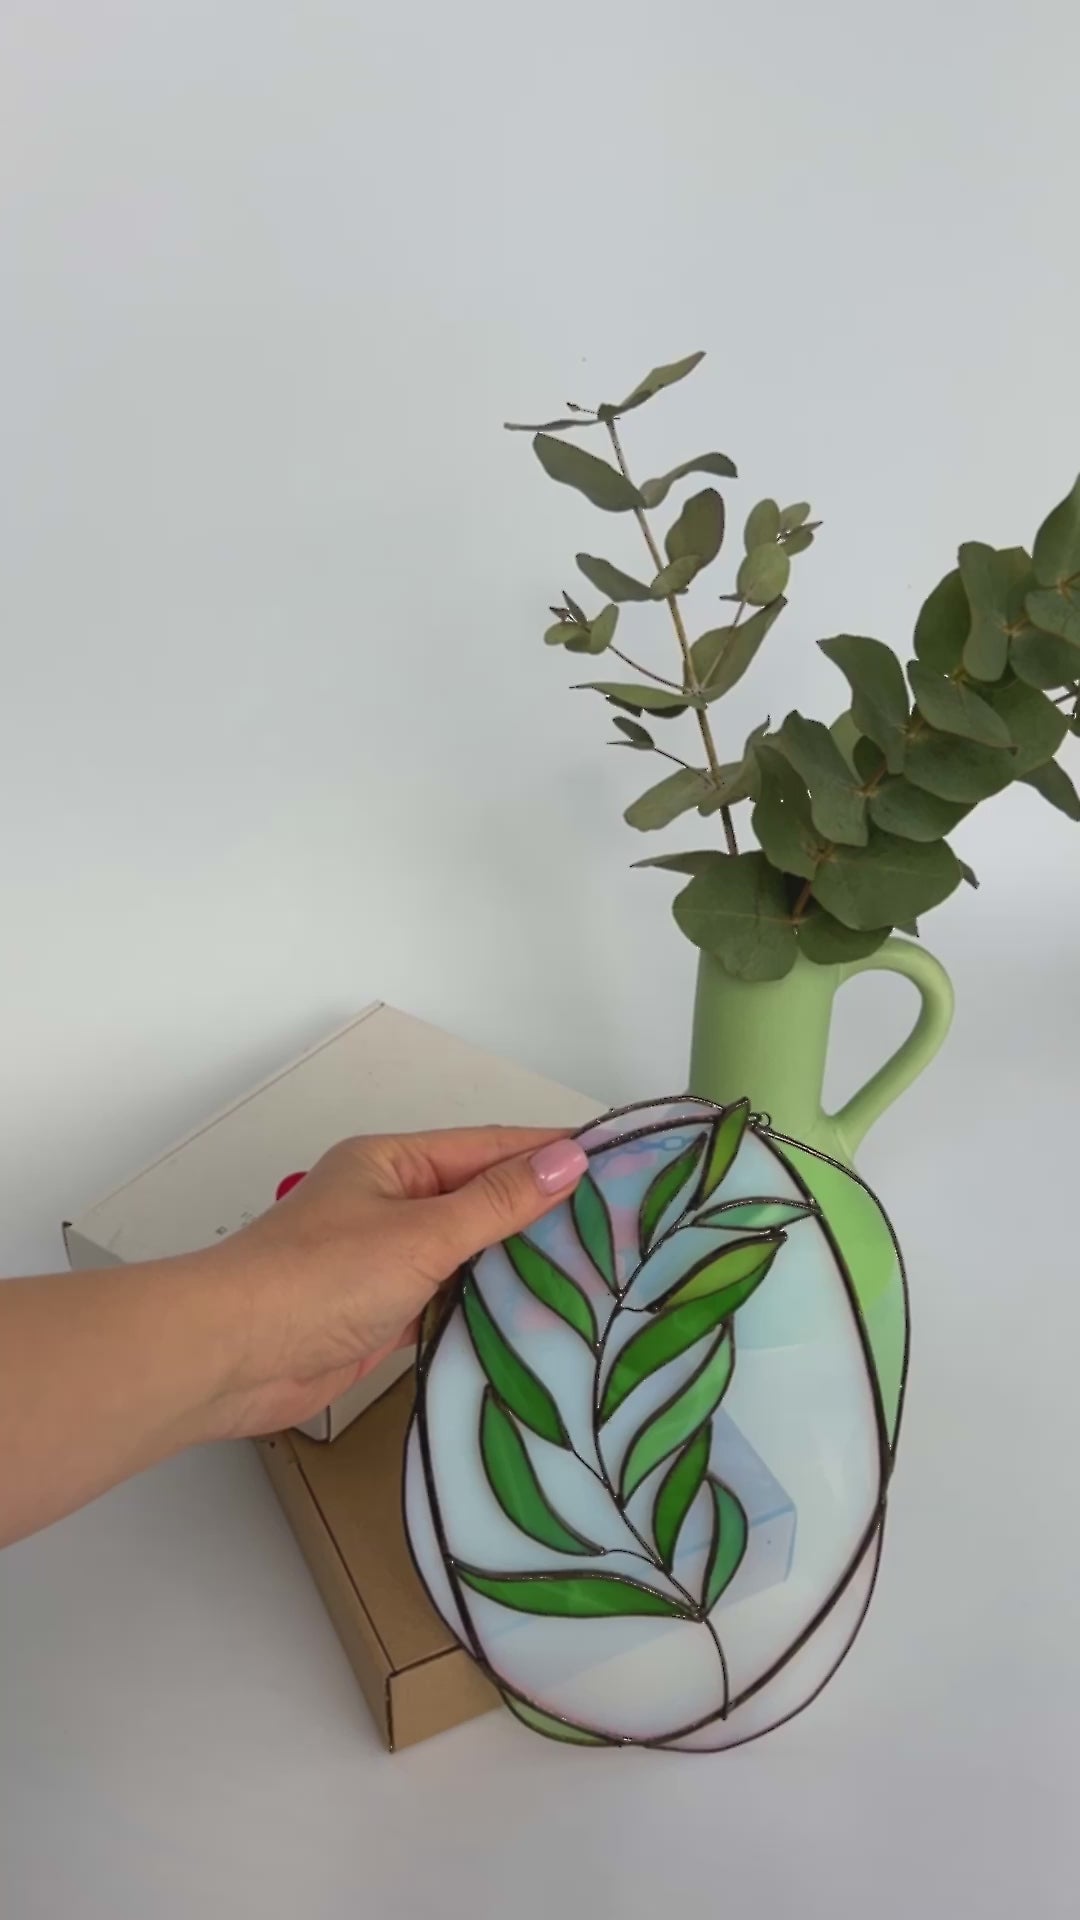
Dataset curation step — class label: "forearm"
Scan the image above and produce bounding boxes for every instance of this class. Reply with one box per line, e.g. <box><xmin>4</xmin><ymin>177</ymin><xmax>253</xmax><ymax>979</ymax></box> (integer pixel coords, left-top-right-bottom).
<box><xmin>0</xmin><ymin>1256</ymin><xmax>241</xmax><ymax>1547</ymax></box>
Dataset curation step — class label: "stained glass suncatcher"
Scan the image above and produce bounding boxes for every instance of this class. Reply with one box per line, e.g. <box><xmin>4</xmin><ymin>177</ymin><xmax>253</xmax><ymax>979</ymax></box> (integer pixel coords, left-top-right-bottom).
<box><xmin>403</xmin><ymin>1096</ymin><xmax>908</xmax><ymax>1750</ymax></box>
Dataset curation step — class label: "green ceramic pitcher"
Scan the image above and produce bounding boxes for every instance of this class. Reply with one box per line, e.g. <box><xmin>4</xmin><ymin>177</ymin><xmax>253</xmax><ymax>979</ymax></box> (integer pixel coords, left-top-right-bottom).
<box><xmin>688</xmin><ymin>936</ymin><xmax>954</xmax><ymax>1168</ymax></box>
<box><xmin>689</xmin><ymin>937</ymin><xmax>953</xmax><ymax>1424</ymax></box>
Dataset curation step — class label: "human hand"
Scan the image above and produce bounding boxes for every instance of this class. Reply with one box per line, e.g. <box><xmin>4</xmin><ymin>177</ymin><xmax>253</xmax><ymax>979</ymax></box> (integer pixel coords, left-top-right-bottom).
<box><xmin>202</xmin><ymin>1125</ymin><xmax>589</xmax><ymax>1439</ymax></box>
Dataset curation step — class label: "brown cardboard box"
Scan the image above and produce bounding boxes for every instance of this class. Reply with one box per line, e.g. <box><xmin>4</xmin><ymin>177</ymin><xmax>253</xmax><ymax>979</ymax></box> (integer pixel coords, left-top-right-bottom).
<box><xmin>256</xmin><ymin>1374</ymin><xmax>498</xmax><ymax>1749</ymax></box>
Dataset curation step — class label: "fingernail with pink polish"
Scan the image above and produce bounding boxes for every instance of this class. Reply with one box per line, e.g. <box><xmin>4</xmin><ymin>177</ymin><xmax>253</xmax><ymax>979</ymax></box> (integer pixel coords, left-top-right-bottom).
<box><xmin>530</xmin><ymin>1138</ymin><xmax>589</xmax><ymax>1195</ymax></box>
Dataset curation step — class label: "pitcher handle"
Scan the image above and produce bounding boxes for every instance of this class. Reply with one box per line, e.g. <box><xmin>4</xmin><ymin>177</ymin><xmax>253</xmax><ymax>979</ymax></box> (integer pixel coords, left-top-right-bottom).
<box><xmin>830</xmin><ymin>937</ymin><xmax>954</xmax><ymax>1158</ymax></box>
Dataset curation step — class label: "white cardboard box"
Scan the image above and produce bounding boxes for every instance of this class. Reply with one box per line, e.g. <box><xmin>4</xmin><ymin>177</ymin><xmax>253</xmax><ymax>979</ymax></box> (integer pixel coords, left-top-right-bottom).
<box><xmin>64</xmin><ymin>1004</ymin><xmax>600</xmax><ymax>1440</ymax></box>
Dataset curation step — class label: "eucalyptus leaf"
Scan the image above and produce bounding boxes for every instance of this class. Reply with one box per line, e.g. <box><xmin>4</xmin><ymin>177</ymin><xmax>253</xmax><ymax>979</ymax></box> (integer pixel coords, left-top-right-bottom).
<box><xmin>781</xmin><ymin>526</ymin><xmax>816</xmax><ymax>555</ymax></box>
<box><xmin>903</xmin><ymin>728</ymin><xmax>1015</xmax><ymax>802</ymax></box>
<box><xmin>598</xmin><ymin>351</ymin><xmax>706</xmax><ymax>420</ymax></box>
<box><xmin>907</xmin><ymin>662</ymin><xmax>1012</xmax><ymax>746</ymax></box>
<box><xmin>868</xmin><ymin>777</ymin><xmax>969</xmax><ymax>841</ymax></box>
<box><xmin>697</xmin><ymin>723</ymin><xmax>769</xmax><ymax>812</ymax></box>
<box><xmin>584</xmin><ymin>602</ymin><xmax>619</xmax><ymax>654</ymax></box>
<box><xmin>830</xmin><ymin>710</ymin><xmax>862</xmax><ymax>772</ymax></box>
<box><xmin>505</xmin><ymin>414</ymin><xmax>601</xmax><ymax>434</ymax></box>
<box><xmin>798</xmin><ymin>907</ymin><xmax>890</xmax><ymax>963</ymax></box>
<box><xmin>1025</xmin><ymin>586</ymin><xmax>1080</xmax><ymax>647</ymax></box>
<box><xmin>665</xmin><ymin>488</ymin><xmax>725</xmax><ymax>570</ymax></box>
<box><xmin>744</xmin><ymin>499</ymin><xmax>781</xmax><ymax>551</ymax></box>
<box><xmin>752</xmin><ymin>745</ymin><xmax>826</xmax><ymax>879</ymax></box>
<box><xmin>533</xmin><ymin>433</ymin><xmax>644</xmax><ymax>512</ymax></box>
<box><xmin>737</xmin><ymin>545</ymin><xmax>790</xmax><ymax>606</ymax></box>
<box><xmin>625</xmin><ymin>767</ymin><xmax>711</xmax><ymax>830</ymax></box>
<box><xmin>959</xmin><ymin>861</ymin><xmax>979</xmax><ymax>889</ymax></box>
<box><xmin>1010</xmin><ymin>624</ymin><xmax>1080</xmax><ymax>687</ymax></box>
<box><xmin>576</xmin><ymin>552</ymin><xmax>653</xmax><ymax>602</ymax></box>
<box><xmin>612</xmin><ymin>716</ymin><xmax>655</xmax><ymax>749</ymax></box>
<box><xmin>958</xmin><ymin>543</ymin><xmax>1032</xmax><ymax>681</ymax></box>
<box><xmin>563</xmin><ymin>592</ymin><xmax>588</xmax><ymax>624</ymax></box>
<box><xmin>633</xmin><ymin>850</ymin><xmax>727</xmax><ymax>876</ymax></box>
<box><xmin>638</xmin><ymin>453</ymin><xmax>738</xmax><ymax>509</ymax></box>
<box><xmin>580</xmin><ymin>680</ymin><xmax>697</xmax><ymax>714</ymax></box>
<box><xmin>544</xmin><ymin>620</ymin><xmax>572</xmax><ymax>647</ymax></box>
<box><xmin>819</xmin><ymin>635</ymin><xmax>910</xmax><ymax>772</ymax></box>
<box><xmin>811</xmin><ymin>830</ymin><xmax>962</xmax><ymax>931</ymax></box>
<box><xmin>913</xmin><ymin>567</ymin><xmax>970</xmax><ymax>674</ymax></box>
<box><xmin>1032</xmin><ymin>475</ymin><xmax>1080</xmax><ymax>586</ymax></box>
<box><xmin>779</xmin><ymin>502</ymin><xmax>811</xmax><ymax>532</ymax></box>
<box><xmin>692</xmin><ymin>601</ymin><xmax>784</xmax><ymax>701</ymax></box>
<box><xmin>986</xmin><ymin>680</ymin><xmax>1067</xmax><ymax>774</ymax></box>
<box><xmin>772</xmin><ymin>713</ymin><xmax>868</xmax><ymax>845</ymax></box>
<box><xmin>651</xmin><ymin>556</ymin><xmax>701</xmax><ymax>597</ymax></box>
<box><xmin>673</xmin><ymin>852</ymin><xmax>797</xmax><ymax>981</ymax></box>
<box><xmin>1022</xmin><ymin>758</ymin><xmax>1080</xmax><ymax>820</ymax></box>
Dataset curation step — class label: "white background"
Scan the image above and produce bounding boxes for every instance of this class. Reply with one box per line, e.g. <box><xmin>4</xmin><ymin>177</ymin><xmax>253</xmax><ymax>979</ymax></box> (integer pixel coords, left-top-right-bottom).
<box><xmin>1</xmin><ymin>2</ymin><xmax>1078</xmax><ymax>1914</ymax></box>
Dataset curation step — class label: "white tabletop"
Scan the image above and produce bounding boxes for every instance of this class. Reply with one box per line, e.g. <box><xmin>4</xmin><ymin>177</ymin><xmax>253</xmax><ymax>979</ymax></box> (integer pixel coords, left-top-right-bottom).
<box><xmin>3</xmin><ymin>967</ymin><xmax>1077</xmax><ymax>1920</ymax></box>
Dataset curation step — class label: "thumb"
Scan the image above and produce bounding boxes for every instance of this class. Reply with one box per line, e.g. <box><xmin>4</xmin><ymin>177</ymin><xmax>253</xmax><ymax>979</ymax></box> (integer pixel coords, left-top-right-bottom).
<box><xmin>427</xmin><ymin>1135</ymin><xmax>589</xmax><ymax>1267</ymax></box>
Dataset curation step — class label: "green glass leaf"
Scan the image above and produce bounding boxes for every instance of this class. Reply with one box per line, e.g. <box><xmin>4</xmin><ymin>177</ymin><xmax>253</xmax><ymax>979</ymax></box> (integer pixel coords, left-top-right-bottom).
<box><xmin>639</xmin><ymin>453</ymin><xmax>738</xmax><ymax>509</ymax></box>
<box><xmin>624</xmin><ymin>766</ymin><xmax>710</xmax><ymax>830</ymax></box>
<box><xmin>812</xmin><ymin>829</ymin><xmax>962</xmax><ymax>931</ymax></box>
<box><xmin>503</xmin><ymin>1694</ymin><xmax>612</xmax><ymax>1745</ymax></box>
<box><xmin>462</xmin><ymin>1279</ymin><xmax>569</xmax><ymax>1446</ymax></box>
<box><xmin>779</xmin><ymin>502</ymin><xmax>811</xmax><ymax>532</ymax></box>
<box><xmin>737</xmin><ymin>545</ymin><xmax>790</xmax><ymax>607</ymax></box>
<box><xmin>781</xmin><ymin>526</ymin><xmax>816</xmax><ymax>555</ymax></box>
<box><xmin>600</xmin><ymin>1290</ymin><xmax>738</xmax><ymax>1425</ymax></box>
<box><xmin>650</xmin><ymin>555</ymin><xmax>701</xmax><ymax>597</ymax></box>
<box><xmin>612</xmin><ymin>715</ymin><xmax>655</xmax><ymax>749</ymax></box>
<box><xmin>904</xmin><ymin>729</ymin><xmax>1014</xmax><ymax>801</ymax></box>
<box><xmin>913</xmin><ymin>567</ymin><xmax>970</xmax><ymax>674</ymax></box>
<box><xmin>652</xmin><ymin>1426</ymin><xmax>710</xmax><ymax>1570</ymax></box>
<box><xmin>696</xmin><ymin>1196</ymin><xmax>816</xmax><ymax>1229</ymax></box>
<box><xmin>673</xmin><ymin>852</ymin><xmax>798</xmax><ymax>982</ymax></box>
<box><xmin>480</xmin><ymin>1393</ymin><xmax>599</xmax><ymax>1555</ymax></box>
<box><xmin>1025</xmin><ymin>586</ymin><xmax>1080</xmax><ymax>647</ymax></box>
<box><xmin>456</xmin><ymin>1565</ymin><xmax>691</xmax><ymax>1619</ymax></box>
<box><xmin>958</xmin><ymin>543</ymin><xmax>1032</xmax><ymax>681</ymax></box>
<box><xmin>773</xmin><ymin>712</ymin><xmax>868</xmax><ymax>846</ymax></box>
<box><xmin>868</xmin><ymin>777</ymin><xmax>969</xmax><ymax>842</ymax></box>
<box><xmin>819</xmin><ymin>635</ymin><xmax>910</xmax><ymax>772</ymax></box>
<box><xmin>576</xmin><ymin>552</ymin><xmax>653</xmax><ymax>602</ymax></box>
<box><xmin>698</xmin><ymin>1099</ymin><xmax>751</xmax><ymax>1202</ymax></box>
<box><xmin>532</xmin><ymin>434</ymin><xmax>644</xmax><ymax>512</ymax></box>
<box><xmin>578</xmin><ymin>680</ymin><xmax>695</xmax><ymax>713</ymax></box>
<box><xmin>692</xmin><ymin>600</ymin><xmax>785</xmax><ymax>701</ymax></box>
<box><xmin>703</xmin><ymin>1480</ymin><xmax>749</xmax><ymax>1609</ymax></box>
<box><xmin>1032</xmin><ymin>475</ymin><xmax>1080</xmax><ymax>586</ymax></box>
<box><xmin>639</xmin><ymin>1135</ymin><xmax>707</xmax><ymax>1254</ymax></box>
<box><xmin>620</xmin><ymin>1332</ymin><xmax>735</xmax><ymax>1502</ymax></box>
<box><xmin>504</xmin><ymin>1234</ymin><xmax>597</xmax><ymax>1347</ymax></box>
<box><xmin>633</xmin><ymin>851</ymin><xmax>726</xmax><ymax>876</ymax></box>
<box><xmin>598</xmin><ymin>351</ymin><xmax>706</xmax><ymax>420</ymax></box>
<box><xmin>907</xmin><ymin>662</ymin><xmax>1012</xmax><ymax>746</ymax></box>
<box><xmin>798</xmin><ymin>907</ymin><xmax>890</xmax><ymax>963</ymax></box>
<box><xmin>665</xmin><ymin>488</ymin><xmax>725</xmax><ymax>571</ymax></box>
<box><xmin>744</xmin><ymin>499</ymin><xmax>781</xmax><ymax>551</ymax></box>
<box><xmin>1012</xmin><ymin>622</ymin><xmax>1080</xmax><ymax>686</ymax></box>
<box><xmin>1022</xmin><ymin>758</ymin><xmax>1080</xmax><ymax>820</ymax></box>
<box><xmin>657</xmin><ymin>1231</ymin><xmax>783</xmax><ymax>1310</ymax></box>
<box><xmin>986</xmin><ymin>681</ymin><xmax>1067</xmax><ymax>775</ymax></box>
<box><xmin>753</xmin><ymin>744</ymin><xmax>827</xmax><ymax>880</ymax></box>
<box><xmin>571</xmin><ymin>1173</ymin><xmax>617</xmax><ymax>1293</ymax></box>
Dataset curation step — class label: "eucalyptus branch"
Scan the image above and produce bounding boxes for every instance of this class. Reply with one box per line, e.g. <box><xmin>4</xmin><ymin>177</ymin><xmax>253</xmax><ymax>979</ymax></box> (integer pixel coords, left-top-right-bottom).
<box><xmin>608</xmin><ymin>646</ymin><xmax>683</xmax><ymax>689</ymax></box>
<box><xmin>604</xmin><ymin>418</ymin><xmax>738</xmax><ymax>857</ymax></box>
